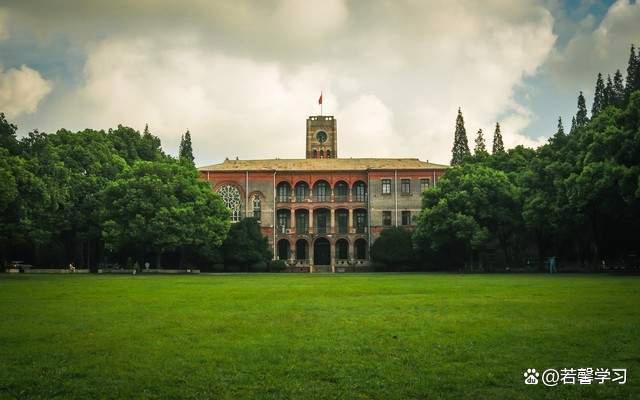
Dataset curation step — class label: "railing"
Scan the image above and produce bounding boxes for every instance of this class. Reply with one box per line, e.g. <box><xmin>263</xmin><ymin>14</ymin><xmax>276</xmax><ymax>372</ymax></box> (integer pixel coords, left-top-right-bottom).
<box><xmin>316</xmin><ymin>226</ymin><xmax>328</xmax><ymax>234</ymax></box>
<box><xmin>353</xmin><ymin>194</ymin><xmax>368</xmax><ymax>202</ymax></box>
<box><xmin>355</xmin><ymin>226</ymin><xmax>367</xmax><ymax>234</ymax></box>
<box><xmin>277</xmin><ymin>195</ymin><xmax>291</xmax><ymax>203</ymax></box>
<box><xmin>335</xmin><ymin>193</ymin><xmax>348</xmax><ymax>202</ymax></box>
<box><xmin>296</xmin><ymin>227</ymin><xmax>309</xmax><ymax>234</ymax></box>
<box><xmin>313</xmin><ymin>195</ymin><xmax>330</xmax><ymax>202</ymax></box>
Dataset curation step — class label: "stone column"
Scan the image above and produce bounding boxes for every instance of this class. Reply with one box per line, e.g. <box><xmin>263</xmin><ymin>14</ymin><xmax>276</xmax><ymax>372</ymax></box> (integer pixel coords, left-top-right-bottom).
<box><xmin>309</xmin><ymin>241</ymin><xmax>314</xmax><ymax>273</ymax></box>
<box><xmin>330</xmin><ymin>208</ymin><xmax>335</xmax><ymax>234</ymax></box>
<box><xmin>290</xmin><ymin>209</ymin><xmax>296</xmax><ymax>231</ymax></box>
<box><xmin>348</xmin><ymin>208</ymin><xmax>353</xmax><ymax>234</ymax></box>
<box><xmin>309</xmin><ymin>208</ymin><xmax>314</xmax><ymax>234</ymax></box>
<box><xmin>331</xmin><ymin>241</ymin><xmax>335</xmax><ymax>273</ymax></box>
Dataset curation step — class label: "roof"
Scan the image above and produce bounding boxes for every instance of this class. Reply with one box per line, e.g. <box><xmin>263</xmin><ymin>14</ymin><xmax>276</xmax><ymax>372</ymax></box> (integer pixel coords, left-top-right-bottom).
<box><xmin>198</xmin><ymin>158</ymin><xmax>449</xmax><ymax>172</ymax></box>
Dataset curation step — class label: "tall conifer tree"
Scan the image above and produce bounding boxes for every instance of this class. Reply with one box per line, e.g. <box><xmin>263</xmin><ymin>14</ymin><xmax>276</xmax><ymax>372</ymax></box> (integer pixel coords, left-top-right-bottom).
<box><xmin>575</xmin><ymin>91</ymin><xmax>588</xmax><ymax>128</ymax></box>
<box><xmin>450</xmin><ymin>108</ymin><xmax>470</xmax><ymax>165</ymax></box>
<box><xmin>179</xmin><ymin>130</ymin><xmax>195</xmax><ymax>167</ymax></box>
<box><xmin>492</xmin><ymin>122</ymin><xmax>505</xmax><ymax>154</ymax></box>
<box><xmin>570</xmin><ymin>116</ymin><xmax>577</xmax><ymax>134</ymax></box>
<box><xmin>556</xmin><ymin>117</ymin><xmax>565</xmax><ymax>136</ymax></box>
<box><xmin>474</xmin><ymin>129</ymin><xmax>488</xmax><ymax>157</ymax></box>
<box><xmin>625</xmin><ymin>44</ymin><xmax>639</xmax><ymax>100</ymax></box>
<box><xmin>613</xmin><ymin>69</ymin><xmax>625</xmax><ymax>107</ymax></box>
<box><xmin>603</xmin><ymin>74</ymin><xmax>613</xmax><ymax>108</ymax></box>
<box><xmin>591</xmin><ymin>73</ymin><xmax>605</xmax><ymax>118</ymax></box>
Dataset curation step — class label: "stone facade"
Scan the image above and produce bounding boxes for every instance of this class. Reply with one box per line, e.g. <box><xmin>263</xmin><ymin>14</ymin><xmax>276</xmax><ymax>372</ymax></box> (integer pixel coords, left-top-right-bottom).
<box><xmin>198</xmin><ymin>115</ymin><xmax>447</xmax><ymax>272</ymax></box>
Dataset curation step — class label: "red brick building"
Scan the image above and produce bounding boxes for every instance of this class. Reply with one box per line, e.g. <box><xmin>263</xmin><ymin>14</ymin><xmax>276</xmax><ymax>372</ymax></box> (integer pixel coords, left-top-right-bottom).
<box><xmin>198</xmin><ymin>115</ymin><xmax>447</xmax><ymax>272</ymax></box>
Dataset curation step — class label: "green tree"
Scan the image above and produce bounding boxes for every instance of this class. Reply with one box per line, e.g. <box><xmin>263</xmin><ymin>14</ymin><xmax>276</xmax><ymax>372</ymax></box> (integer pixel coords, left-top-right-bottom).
<box><xmin>492</xmin><ymin>122</ymin><xmax>505</xmax><ymax>154</ymax></box>
<box><xmin>0</xmin><ymin>113</ymin><xmax>19</xmax><ymax>155</ymax></box>
<box><xmin>474</xmin><ymin>128</ymin><xmax>488</xmax><ymax>157</ymax></box>
<box><xmin>625</xmin><ymin>44</ymin><xmax>639</xmax><ymax>100</ymax></box>
<box><xmin>179</xmin><ymin>130</ymin><xmax>195</xmax><ymax>167</ymax></box>
<box><xmin>222</xmin><ymin>218</ymin><xmax>271</xmax><ymax>271</ymax></box>
<box><xmin>570</xmin><ymin>116</ymin><xmax>577</xmax><ymax>134</ymax></box>
<box><xmin>612</xmin><ymin>69</ymin><xmax>625</xmax><ymax>107</ymax></box>
<box><xmin>556</xmin><ymin>117</ymin><xmax>565</xmax><ymax>136</ymax></box>
<box><xmin>414</xmin><ymin>164</ymin><xmax>521</xmax><ymax>270</ymax></box>
<box><xmin>603</xmin><ymin>74</ymin><xmax>613</xmax><ymax>108</ymax></box>
<box><xmin>576</xmin><ymin>91</ymin><xmax>589</xmax><ymax>128</ymax></box>
<box><xmin>101</xmin><ymin>160</ymin><xmax>229</xmax><ymax>268</ymax></box>
<box><xmin>591</xmin><ymin>73</ymin><xmax>605</xmax><ymax>118</ymax></box>
<box><xmin>371</xmin><ymin>227</ymin><xmax>415</xmax><ymax>270</ymax></box>
<box><xmin>450</xmin><ymin>108</ymin><xmax>470</xmax><ymax>165</ymax></box>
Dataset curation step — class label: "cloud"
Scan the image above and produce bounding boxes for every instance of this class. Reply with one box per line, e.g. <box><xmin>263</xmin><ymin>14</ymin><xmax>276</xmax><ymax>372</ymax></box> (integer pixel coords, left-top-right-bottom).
<box><xmin>0</xmin><ymin>65</ymin><xmax>52</xmax><ymax>118</ymax></box>
<box><xmin>0</xmin><ymin>8</ymin><xmax>9</xmax><ymax>40</ymax></box>
<box><xmin>5</xmin><ymin>0</ymin><xmax>558</xmax><ymax>164</ymax></box>
<box><xmin>547</xmin><ymin>0</ymin><xmax>640</xmax><ymax>92</ymax></box>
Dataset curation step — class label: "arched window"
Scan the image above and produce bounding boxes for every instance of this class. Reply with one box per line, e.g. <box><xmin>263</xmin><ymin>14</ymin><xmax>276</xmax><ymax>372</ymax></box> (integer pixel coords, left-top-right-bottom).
<box><xmin>313</xmin><ymin>149</ymin><xmax>318</xmax><ymax>158</ymax></box>
<box><xmin>335</xmin><ymin>181</ymin><xmax>348</xmax><ymax>201</ymax></box>
<box><xmin>314</xmin><ymin>181</ymin><xmax>330</xmax><ymax>202</ymax></box>
<box><xmin>252</xmin><ymin>195</ymin><xmax>261</xmax><ymax>221</ymax></box>
<box><xmin>355</xmin><ymin>239</ymin><xmax>367</xmax><ymax>260</ymax></box>
<box><xmin>217</xmin><ymin>185</ymin><xmax>242</xmax><ymax>222</ymax></box>
<box><xmin>295</xmin><ymin>182</ymin><xmax>309</xmax><ymax>202</ymax></box>
<box><xmin>353</xmin><ymin>181</ymin><xmax>367</xmax><ymax>202</ymax></box>
<box><xmin>277</xmin><ymin>182</ymin><xmax>291</xmax><ymax>202</ymax></box>
<box><xmin>319</xmin><ymin>150</ymin><xmax>324</xmax><ymax>158</ymax></box>
<box><xmin>336</xmin><ymin>239</ymin><xmax>349</xmax><ymax>260</ymax></box>
<box><xmin>326</xmin><ymin>150</ymin><xmax>331</xmax><ymax>158</ymax></box>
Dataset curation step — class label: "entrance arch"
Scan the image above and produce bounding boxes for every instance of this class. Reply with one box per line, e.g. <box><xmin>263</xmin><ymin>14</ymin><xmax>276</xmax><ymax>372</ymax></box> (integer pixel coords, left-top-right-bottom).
<box><xmin>313</xmin><ymin>238</ymin><xmax>331</xmax><ymax>265</ymax></box>
<box><xmin>277</xmin><ymin>239</ymin><xmax>290</xmax><ymax>261</ymax></box>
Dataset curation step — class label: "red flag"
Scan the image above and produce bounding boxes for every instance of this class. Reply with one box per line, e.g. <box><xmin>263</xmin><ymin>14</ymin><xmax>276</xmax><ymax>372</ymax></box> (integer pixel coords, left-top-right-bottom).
<box><xmin>318</xmin><ymin>92</ymin><xmax>323</xmax><ymax>105</ymax></box>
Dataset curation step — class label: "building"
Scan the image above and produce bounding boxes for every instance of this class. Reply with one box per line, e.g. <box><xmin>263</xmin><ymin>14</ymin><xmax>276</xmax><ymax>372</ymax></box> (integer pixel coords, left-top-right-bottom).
<box><xmin>198</xmin><ymin>115</ymin><xmax>447</xmax><ymax>272</ymax></box>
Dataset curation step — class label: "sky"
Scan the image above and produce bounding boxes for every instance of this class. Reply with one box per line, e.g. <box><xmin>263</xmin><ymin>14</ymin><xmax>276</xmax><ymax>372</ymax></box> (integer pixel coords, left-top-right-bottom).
<box><xmin>0</xmin><ymin>0</ymin><xmax>638</xmax><ymax>166</ymax></box>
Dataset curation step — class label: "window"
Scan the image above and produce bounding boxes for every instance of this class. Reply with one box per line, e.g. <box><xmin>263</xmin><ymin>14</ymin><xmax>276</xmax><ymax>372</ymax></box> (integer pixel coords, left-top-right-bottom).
<box><xmin>336</xmin><ymin>240</ymin><xmax>348</xmax><ymax>260</ymax></box>
<box><xmin>314</xmin><ymin>181</ymin><xmax>330</xmax><ymax>202</ymax></box>
<box><xmin>382</xmin><ymin>179</ymin><xmax>391</xmax><ymax>194</ymax></box>
<box><xmin>277</xmin><ymin>183</ymin><xmax>291</xmax><ymax>202</ymax></box>
<box><xmin>295</xmin><ymin>182</ymin><xmax>309</xmax><ymax>202</ymax></box>
<box><xmin>420</xmin><ymin>178</ymin><xmax>431</xmax><ymax>192</ymax></box>
<box><xmin>277</xmin><ymin>210</ymin><xmax>289</xmax><ymax>232</ymax></box>
<box><xmin>296</xmin><ymin>211</ymin><xmax>308</xmax><ymax>234</ymax></box>
<box><xmin>217</xmin><ymin>185</ymin><xmax>242</xmax><ymax>222</ymax></box>
<box><xmin>337</xmin><ymin>210</ymin><xmax>348</xmax><ymax>233</ymax></box>
<box><xmin>401</xmin><ymin>211</ymin><xmax>411</xmax><ymax>226</ymax></box>
<box><xmin>252</xmin><ymin>195</ymin><xmax>261</xmax><ymax>221</ymax></box>
<box><xmin>353</xmin><ymin>181</ymin><xmax>367</xmax><ymax>202</ymax></box>
<box><xmin>335</xmin><ymin>182</ymin><xmax>348</xmax><ymax>202</ymax></box>
<box><xmin>401</xmin><ymin>179</ymin><xmax>411</xmax><ymax>194</ymax></box>
<box><xmin>382</xmin><ymin>211</ymin><xmax>392</xmax><ymax>226</ymax></box>
<box><xmin>355</xmin><ymin>209</ymin><xmax>367</xmax><ymax>233</ymax></box>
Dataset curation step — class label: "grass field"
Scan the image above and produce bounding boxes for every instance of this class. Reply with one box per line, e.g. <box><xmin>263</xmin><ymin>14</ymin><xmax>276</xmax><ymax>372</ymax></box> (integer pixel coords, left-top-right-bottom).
<box><xmin>0</xmin><ymin>273</ymin><xmax>639</xmax><ymax>399</ymax></box>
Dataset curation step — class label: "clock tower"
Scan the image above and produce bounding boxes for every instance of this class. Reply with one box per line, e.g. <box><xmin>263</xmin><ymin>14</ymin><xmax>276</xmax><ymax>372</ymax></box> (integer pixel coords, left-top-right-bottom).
<box><xmin>306</xmin><ymin>115</ymin><xmax>337</xmax><ymax>159</ymax></box>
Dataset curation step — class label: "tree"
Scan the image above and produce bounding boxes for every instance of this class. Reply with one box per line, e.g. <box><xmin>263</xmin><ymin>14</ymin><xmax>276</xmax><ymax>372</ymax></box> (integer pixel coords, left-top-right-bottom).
<box><xmin>371</xmin><ymin>227</ymin><xmax>415</xmax><ymax>270</ymax></box>
<box><xmin>222</xmin><ymin>218</ymin><xmax>271</xmax><ymax>271</ymax></box>
<box><xmin>603</xmin><ymin>74</ymin><xmax>613</xmax><ymax>109</ymax></box>
<box><xmin>576</xmin><ymin>91</ymin><xmax>589</xmax><ymax>128</ymax></box>
<box><xmin>413</xmin><ymin>164</ymin><xmax>521</xmax><ymax>271</ymax></box>
<box><xmin>492</xmin><ymin>122</ymin><xmax>505</xmax><ymax>154</ymax></box>
<box><xmin>625</xmin><ymin>44</ymin><xmax>639</xmax><ymax>100</ymax></box>
<box><xmin>101</xmin><ymin>160</ymin><xmax>229</xmax><ymax>268</ymax></box>
<box><xmin>0</xmin><ymin>113</ymin><xmax>19</xmax><ymax>155</ymax></box>
<box><xmin>450</xmin><ymin>108</ymin><xmax>470</xmax><ymax>165</ymax></box>
<box><xmin>591</xmin><ymin>73</ymin><xmax>605</xmax><ymax>118</ymax></box>
<box><xmin>179</xmin><ymin>130</ymin><xmax>195</xmax><ymax>167</ymax></box>
<box><xmin>613</xmin><ymin>69</ymin><xmax>625</xmax><ymax>107</ymax></box>
<box><xmin>570</xmin><ymin>116</ymin><xmax>577</xmax><ymax>134</ymax></box>
<box><xmin>556</xmin><ymin>117</ymin><xmax>565</xmax><ymax>136</ymax></box>
<box><xmin>474</xmin><ymin>129</ymin><xmax>488</xmax><ymax>157</ymax></box>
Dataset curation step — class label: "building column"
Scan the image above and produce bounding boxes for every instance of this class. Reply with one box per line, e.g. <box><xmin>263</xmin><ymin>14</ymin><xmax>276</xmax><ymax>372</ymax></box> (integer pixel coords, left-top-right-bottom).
<box><xmin>348</xmin><ymin>208</ymin><xmax>353</xmax><ymax>234</ymax></box>
<box><xmin>331</xmin><ymin>241</ymin><xmax>335</xmax><ymax>273</ymax></box>
<box><xmin>309</xmin><ymin>241</ymin><xmax>314</xmax><ymax>273</ymax></box>
<box><xmin>330</xmin><ymin>208</ymin><xmax>335</xmax><ymax>234</ymax></box>
<box><xmin>309</xmin><ymin>208</ymin><xmax>314</xmax><ymax>234</ymax></box>
<box><xmin>290</xmin><ymin>209</ymin><xmax>296</xmax><ymax>231</ymax></box>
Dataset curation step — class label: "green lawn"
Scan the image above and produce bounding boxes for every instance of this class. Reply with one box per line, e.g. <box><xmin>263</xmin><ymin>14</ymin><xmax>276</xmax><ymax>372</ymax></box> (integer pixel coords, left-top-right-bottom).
<box><xmin>0</xmin><ymin>274</ymin><xmax>638</xmax><ymax>399</ymax></box>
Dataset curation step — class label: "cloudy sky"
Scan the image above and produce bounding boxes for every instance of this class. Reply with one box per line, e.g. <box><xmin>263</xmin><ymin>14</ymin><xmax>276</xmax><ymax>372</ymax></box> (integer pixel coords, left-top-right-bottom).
<box><xmin>1</xmin><ymin>0</ymin><xmax>638</xmax><ymax>165</ymax></box>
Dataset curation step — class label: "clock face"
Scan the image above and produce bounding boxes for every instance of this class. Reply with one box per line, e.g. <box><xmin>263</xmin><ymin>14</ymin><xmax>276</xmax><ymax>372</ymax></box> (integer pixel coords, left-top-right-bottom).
<box><xmin>316</xmin><ymin>131</ymin><xmax>328</xmax><ymax>143</ymax></box>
